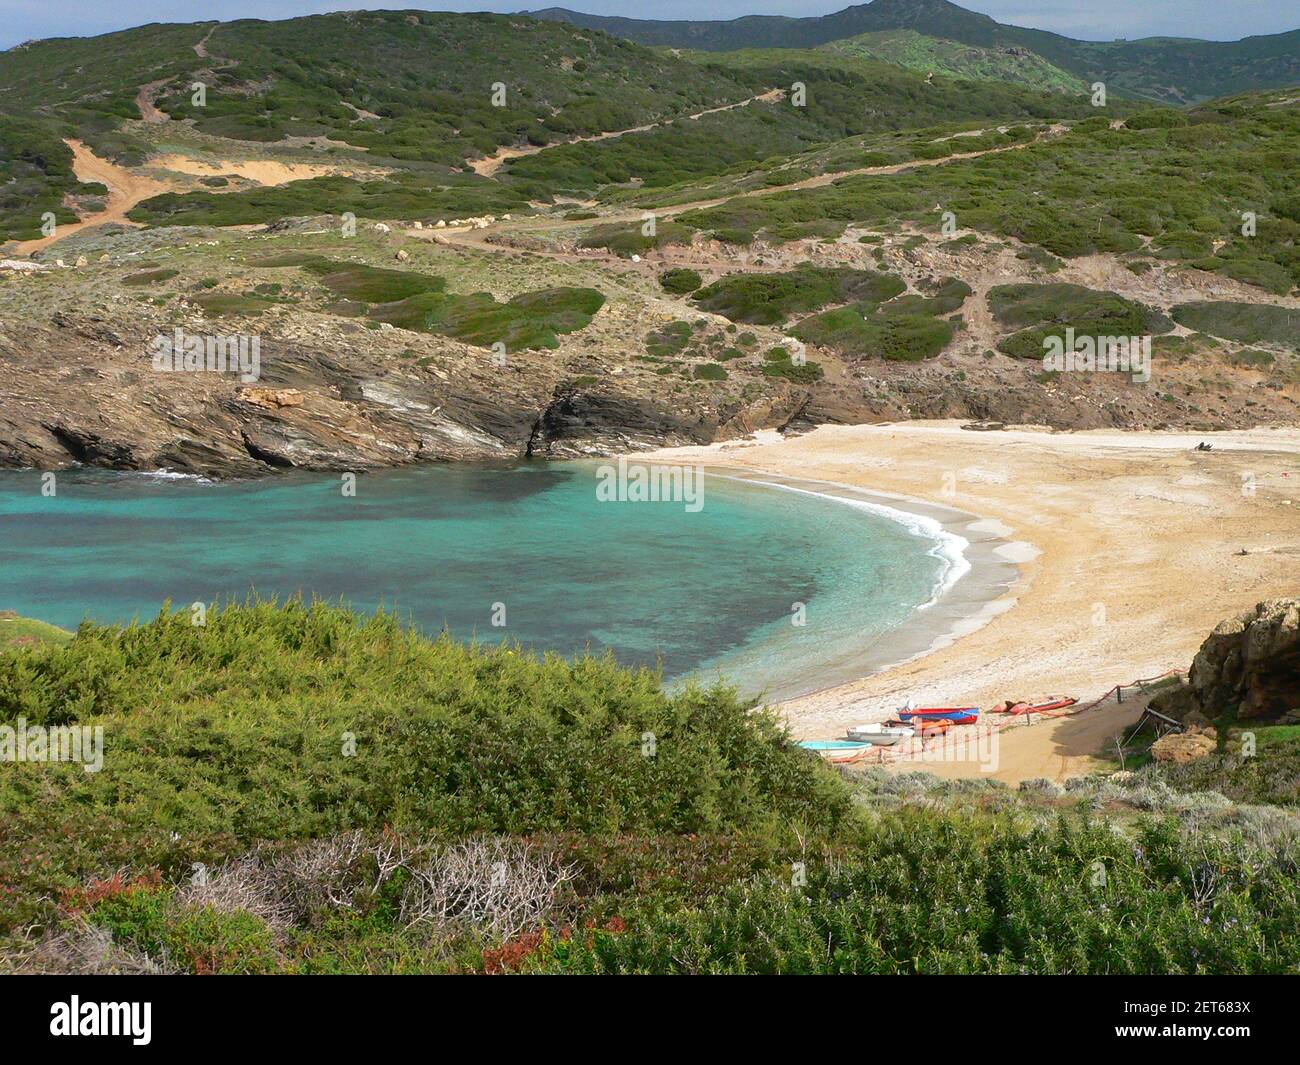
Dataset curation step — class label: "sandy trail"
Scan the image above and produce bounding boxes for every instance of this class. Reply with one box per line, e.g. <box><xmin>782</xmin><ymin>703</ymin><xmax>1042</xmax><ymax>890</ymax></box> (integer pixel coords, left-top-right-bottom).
<box><xmin>10</xmin><ymin>140</ymin><xmax>170</xmax><ymax>256</ymax></box>
<box><xmin>135</xmin><ymin>80</ymin><xmax>170</xmax><ymax>123</ymax></box>
<box><xmin>638</xmin><ymin>422</ymin><xmax>1300</xmax><ymax>783</ymax></box>
<box><xmin>469</xmin><ymin>89</ymin><xmax>787</xmax><ymax>176</ymax></box>
<box><xmin>148</xmin><ymin>154</ymin><xmax>345</xmax><ymax>186</ymax></box>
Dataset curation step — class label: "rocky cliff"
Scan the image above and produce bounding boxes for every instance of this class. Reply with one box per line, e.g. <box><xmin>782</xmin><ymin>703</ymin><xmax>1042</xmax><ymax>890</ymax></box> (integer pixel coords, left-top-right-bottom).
<box><xmin>1153</xmin><ymin>599</ymin><xmax>1300</xmax><ymax>723</ymax></box>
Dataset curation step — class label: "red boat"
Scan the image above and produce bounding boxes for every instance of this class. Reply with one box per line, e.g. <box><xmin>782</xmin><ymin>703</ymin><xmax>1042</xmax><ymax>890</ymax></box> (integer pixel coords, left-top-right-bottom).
<box><xmin>991</xmin><ymin>697</ymin><xmax>1077</xmax><ymax>716</ymax></box>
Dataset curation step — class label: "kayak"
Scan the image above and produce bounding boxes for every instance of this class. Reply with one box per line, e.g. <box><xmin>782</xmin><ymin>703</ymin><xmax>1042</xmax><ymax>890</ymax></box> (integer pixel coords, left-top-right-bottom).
<box><xmin>991</xmin><ymin>697</ymin><xmax>1077</xmax><ymax>716</ymax></box>
<box><xmin>798</xmin><ymin>740</ymin><xmax>873</xmax><ymax>763</ymax></box>
<box><xmin>897</xmin><ymin>706</ymin><xmax>980</xmax><ymax>723</ymax></box>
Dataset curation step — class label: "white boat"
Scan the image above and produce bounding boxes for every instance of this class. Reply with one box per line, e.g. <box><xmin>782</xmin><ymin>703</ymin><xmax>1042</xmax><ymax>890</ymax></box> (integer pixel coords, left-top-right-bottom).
<box><xmin>845</xmin><ymin>724</ymin><xmax>915</xmax><ymax>746</ymax></box>
<box><xmin>798</xmin><ymin>740</ymin><xmax>873</xmax><ymax>763</ymax></box>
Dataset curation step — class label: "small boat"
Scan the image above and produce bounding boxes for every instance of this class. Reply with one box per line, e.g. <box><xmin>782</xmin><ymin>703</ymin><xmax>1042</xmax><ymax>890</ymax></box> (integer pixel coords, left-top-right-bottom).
<box><xmin>991</xmin><ymin>696</ymin><xmax>1077</xmax><ymax>716</ymax></box>
<box><xmin>798</xmin><ymin>740</ymin><xmax>873</xmax><ymax>763</ymax></box>
<box><xmin>915</xmin><ymin>718</ymin><xmax>953</xmax><ymax>737</ymax></box>
<box><xmin>897</xmin><ymin>706</ymin><xmax>980</xmax><ymax>723</ymax></box>
<box><xmin>1010</xmin><ymin>696</ymin><xmax>1076</xmax><ymax>715</ymax></box>
<box><xmin>846</xmin><ymin>724</ymin><xmax>915</xmax><ymax>746</ymax></box>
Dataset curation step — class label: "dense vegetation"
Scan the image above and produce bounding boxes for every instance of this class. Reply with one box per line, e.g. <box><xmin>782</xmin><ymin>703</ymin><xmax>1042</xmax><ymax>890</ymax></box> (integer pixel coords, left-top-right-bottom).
<box><xmin>503</xmin><ymin>50</ymin><xmax>1102</xmax><ymax>193</ymax></box>
<box><xmin>988</xmin><ymin>283</ymin><xmax>1173</xmax><ymax>359</ymax></box>
<box><xmin>673</xmin><ymin>93</ymin><xmax>1300</xmax><ymax>297</ymax></box>
<box><xmin>0</xmin><ymin>118</ymin><xmax>83</xmax><ymax>241</ymax></box>
<box><xmin>2</xmin><ymin>603</ymin><xmax>1298</xmax><ymax>974</ymax></box>
<box><xmin>693</xmin><ymin>266</ymin><xmax>905</xmax><ymax>325</ymax></box>
<box><xmin>0</xmin><ymin>9</ymin><xmax>1116</xmax><ymax>235</ymax></box>
<box><xmin>250</xmin><ymin>255</ymin><xmax>606</xmax><ymax>350</ymax></box>
<box><xmin>1171</xmin><ymin>302</ymin><xmax>1300</xmax><ymax>352</ymax></box>
<box><xmin>821</xmin><ymin>29</ymin><xmax>1085</xmax><ymax>93</ymax></box>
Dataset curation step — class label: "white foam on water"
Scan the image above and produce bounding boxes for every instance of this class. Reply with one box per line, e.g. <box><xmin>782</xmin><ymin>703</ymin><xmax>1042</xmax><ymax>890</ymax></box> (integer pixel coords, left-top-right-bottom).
<box><xmin>736</xmin><ymin>478</ymin><xmax>973</xmax><ymax>610</ymax></box>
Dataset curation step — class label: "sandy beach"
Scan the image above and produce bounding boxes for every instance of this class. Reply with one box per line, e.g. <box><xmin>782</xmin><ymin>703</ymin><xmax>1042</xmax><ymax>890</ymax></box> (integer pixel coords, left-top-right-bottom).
<box><xmin>641</xmin><ymin>421</ymin><xmax>1300</xmax><ymax>782</ymax></box>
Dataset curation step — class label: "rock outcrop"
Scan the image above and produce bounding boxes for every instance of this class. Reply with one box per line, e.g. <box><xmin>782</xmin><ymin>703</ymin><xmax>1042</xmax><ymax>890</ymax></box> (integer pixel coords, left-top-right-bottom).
<box><xmin>1153</xmin><ymin>599</ymin><xmax>1300</xmax><ymax>722</ymax></box>
<box><xmin>1151</xmin><ymin>726</ymin><xmax>1217</xmax><ymax>764</ymax></box>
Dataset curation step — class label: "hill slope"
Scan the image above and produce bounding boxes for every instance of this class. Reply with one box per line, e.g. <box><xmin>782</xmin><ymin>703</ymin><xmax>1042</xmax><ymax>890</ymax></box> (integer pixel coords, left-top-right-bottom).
<box><xmin>820</xmin><ymin>29</ymin><xmax>1086</xmax><ymax>93</ymax></box>
<box><xmin>531</xmin><ymin>0</ymin><xmax>1300</xmax><ymax>103</ymax></box>
<box><xmin>0</xmin><ymin>9</ymin><xmax>1108</xmax><ymax>241</ymax></box>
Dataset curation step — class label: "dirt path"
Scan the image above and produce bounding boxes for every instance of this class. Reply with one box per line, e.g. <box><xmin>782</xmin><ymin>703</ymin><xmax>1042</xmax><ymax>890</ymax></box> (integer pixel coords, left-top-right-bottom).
<box><xmin>469</xmin><ymin>89</ymin><xmax>787</xmax><ymax>177</ymax></box>
<box><xmin>194</xmin><ymin>26</ymin><xmax>215</xmax><ymax>58</ymax></box>
<box><xmin>431</xmin><ymin>124</ymin><xmax>1071</xmax><ymax>261</ymax></box>
<box><xmin>11</xmin><ymin>140</ymin><xmax>170</xmax><ymax>256</ymax></box>
<box><xmin>135</xmin><ymin>80</ymin><xmax>170</xmax><ymax>123</ymax></box>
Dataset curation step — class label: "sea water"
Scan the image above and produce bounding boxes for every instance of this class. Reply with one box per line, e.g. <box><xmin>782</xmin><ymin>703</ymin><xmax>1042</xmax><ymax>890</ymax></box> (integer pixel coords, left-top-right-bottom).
<box><xmin>0</xmin><ymin>462</ymin><xmax>961</xmax><ymax>700</ymax></box>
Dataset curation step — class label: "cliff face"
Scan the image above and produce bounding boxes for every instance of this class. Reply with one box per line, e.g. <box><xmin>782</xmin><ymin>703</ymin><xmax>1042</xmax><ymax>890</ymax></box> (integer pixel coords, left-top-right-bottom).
<box><xmin>0</xmin><ymin>308</ymin><xmax>812</xmax><ymax>477</ymax></box>
<box><xmin>1154</xmin><ymin>599</ymin><xmax>1300</xmax><ymax>723</ymax></box>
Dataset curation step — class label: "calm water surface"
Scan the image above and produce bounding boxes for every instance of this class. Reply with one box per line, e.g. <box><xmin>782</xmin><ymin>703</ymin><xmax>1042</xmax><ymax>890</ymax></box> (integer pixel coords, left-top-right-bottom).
<box><xmin>0</xmin><ymin>462</ymin><xmax>954</xmax><ymax>699</ymax></box>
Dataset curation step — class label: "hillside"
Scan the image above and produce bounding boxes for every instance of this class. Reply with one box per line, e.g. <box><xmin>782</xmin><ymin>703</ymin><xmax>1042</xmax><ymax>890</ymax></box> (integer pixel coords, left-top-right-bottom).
<box><xmin>0</xmin><ymin>11</ymin><xmax>748</xmax><ymax>163</ymax></box>
<box><xmin>821</xmin><ymin>29</ymin><xmax>1086</xmax><ymax>93</ymax></box>
<box><xmin>0</xmin><ymin>13</ymin><xmax>1295</xmax><ymax>479</ymax></box>
<box><xmin>532</xmin><ymin>1</ymin><xmax>1300</xmax><ymax>104</ymax></box>
<box><xmin>0</xmin><ymin>9</ymin><xmax>1107</xmax><ymax>242</ymax></box>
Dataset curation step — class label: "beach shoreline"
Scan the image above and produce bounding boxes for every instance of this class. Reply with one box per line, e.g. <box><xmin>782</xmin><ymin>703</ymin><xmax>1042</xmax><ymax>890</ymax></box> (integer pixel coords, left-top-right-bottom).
<box><xmin>638</xmin><ymin>421</ymin><xmax>1300</xmax><ymax>781</ymax></box>
<box><xmin>704</xmin><ymin>468</ymin><xmax>1024</xmax><ymax>703</ymax></box>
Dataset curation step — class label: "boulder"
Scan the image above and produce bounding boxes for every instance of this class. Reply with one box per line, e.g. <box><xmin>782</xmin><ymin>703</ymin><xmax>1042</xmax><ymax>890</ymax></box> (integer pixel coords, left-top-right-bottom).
<box><xmin>1151</xmin><ymin>729</ymin><xmax>1217</xmax><ymax>764</ymax></box>
<box><xmin>1152</xmin><ymin>598</ymin><xmax>1300</xmax><ymax>722</ymax></box>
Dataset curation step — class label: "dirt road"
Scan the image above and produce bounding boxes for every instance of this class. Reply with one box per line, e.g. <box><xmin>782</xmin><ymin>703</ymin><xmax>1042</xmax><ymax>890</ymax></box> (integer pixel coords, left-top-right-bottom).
<box><xmin>469</xmin><ymin>89</ymin><xmax>787</xmax><ymax>177</ymax></box>
<box><xmin>11</xmin><ymin>140</ymin><xmax>170</xmax><ymax>256</ymax></box>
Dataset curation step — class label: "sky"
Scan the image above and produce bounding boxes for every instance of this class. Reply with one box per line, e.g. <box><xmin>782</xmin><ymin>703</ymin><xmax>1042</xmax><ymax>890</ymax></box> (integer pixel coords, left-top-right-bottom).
<box><xmin>0</xmin><ymin>0</ymin><xmax>1296</xmax><ymax>50</ymax></box>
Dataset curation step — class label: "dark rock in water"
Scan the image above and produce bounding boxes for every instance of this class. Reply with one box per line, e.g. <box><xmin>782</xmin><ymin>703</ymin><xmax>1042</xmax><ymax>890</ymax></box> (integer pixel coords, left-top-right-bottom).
<box><xmin>1153</xmin><ymin>598</ymin><xmax>1300</xmax><ymax>722</ymax></box>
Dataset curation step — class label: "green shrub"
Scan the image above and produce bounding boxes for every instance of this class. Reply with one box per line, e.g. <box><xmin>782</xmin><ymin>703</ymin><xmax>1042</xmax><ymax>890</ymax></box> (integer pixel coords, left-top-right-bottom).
<box><xmin>659</xmin><ymin>268</ymin><xmax>702</xmax><ymax>295</ymax></box>
<box><xmin>0</xmin><ymin>601</ymin><xmax>851</xmax><ymax>915</ymax></box>
<box><xmin>1171</xmin><ymin>302</ymin><xmax>1298</xmax><ymax>350</ymax></box>
<box><xmin>693</xmin><ymin>266</ymin><xmax>903</xmax><ymax>325</ymax></box>
<box><xmin>794</xmin><ymin>306</ymin><xmax>954</xmax><ymax>362</ymax></box>
<box><xmin>989</xmin><ymin>283</ymin><xmax>1173</xmax><ymax>359</ymax></box>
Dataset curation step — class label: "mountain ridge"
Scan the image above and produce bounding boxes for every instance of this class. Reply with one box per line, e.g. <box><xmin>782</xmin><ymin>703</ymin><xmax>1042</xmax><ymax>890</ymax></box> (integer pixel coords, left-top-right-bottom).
<box><xmin>529</xmin><ymin>1</ymin><xmax>1300</xmax><ymax>103</ymax></box>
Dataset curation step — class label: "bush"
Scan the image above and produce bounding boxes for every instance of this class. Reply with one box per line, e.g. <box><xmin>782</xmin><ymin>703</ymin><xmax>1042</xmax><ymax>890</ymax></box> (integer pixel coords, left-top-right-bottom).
<box><xmin>693</xmin><ymin>266</ymin><xmax>904</xmax><ymax>325</ymax></box>
<box><xmin>0</xmin><ymin>600</ymin><xmax>852</xmax><ymax>936</ymax></box>
<box><xmin>659</xmin><ymin>268</ymin><xmax>702</xmax><ymax>295</ymax></box>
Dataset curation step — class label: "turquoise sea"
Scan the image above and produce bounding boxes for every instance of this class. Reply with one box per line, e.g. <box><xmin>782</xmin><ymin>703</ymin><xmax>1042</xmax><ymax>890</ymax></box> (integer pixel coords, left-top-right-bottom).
<box><xmin>0</xmin><ymin>462</ymin><xmax>960</xmax><ymax>699</ymax></box>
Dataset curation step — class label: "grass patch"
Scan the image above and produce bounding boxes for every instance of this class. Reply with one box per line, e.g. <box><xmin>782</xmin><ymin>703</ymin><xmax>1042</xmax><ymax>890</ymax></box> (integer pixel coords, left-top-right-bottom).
<box><xmin>0</xmin><ymin>612</ymin><xmax>73</xmax><ymax>650</ymax></box>
<box><xmin>693</xmin><ymin>266</ymin><xmax>904</xmax><ymax>325</ymax></box>
<box><xmin>370</xmin><ymin>286</ymin><xmax>605</xmax><ymax>350</ymax></box>
<box><xmin>122</xmin><ymin>268</ymin><xmax>179</xmax><ymax>286</ymax></box>
<box><xmin>191</xmin><ymin>292</ymin><xmax>276</xmax><ymax>317</ymax></box>
<box><xmin>989</xmin><ymin>283</ymin><xmax>1173</xmax><ymax>359</ymax></box>
<box><xmin>1171</xmin><ymin>302</ymin><xmax>1299</xmax><ymax>351</ymax></box>
<box><xmin>659</xmin><ymin>268</ymin><xmax>702</xmax><ymax>295</ymax></box>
